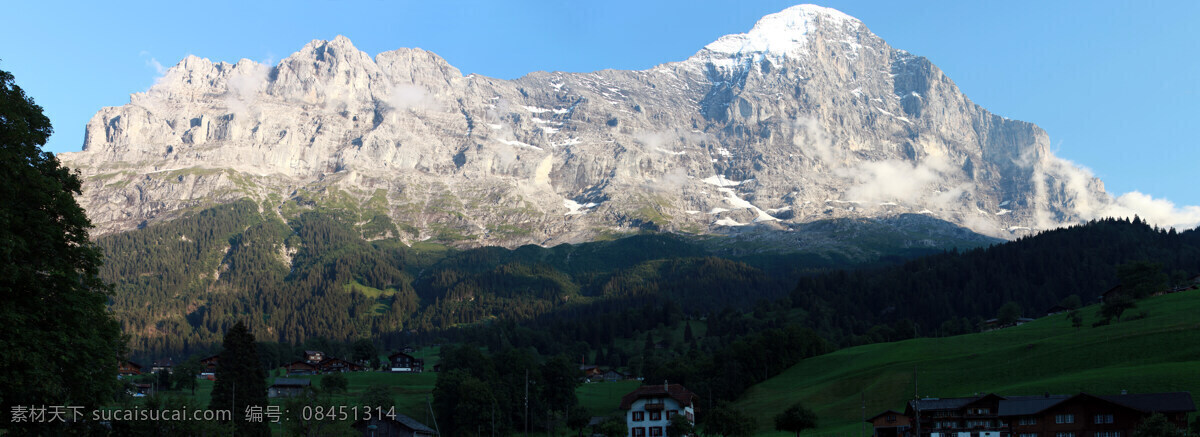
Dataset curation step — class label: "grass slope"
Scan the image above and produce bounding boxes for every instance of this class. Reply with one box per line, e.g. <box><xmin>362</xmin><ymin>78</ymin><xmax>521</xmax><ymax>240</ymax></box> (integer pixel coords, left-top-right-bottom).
<box><xmin>735</xmin><ymin>288</ymin><xmax>1200</xmax><ymax>437</ymax></box>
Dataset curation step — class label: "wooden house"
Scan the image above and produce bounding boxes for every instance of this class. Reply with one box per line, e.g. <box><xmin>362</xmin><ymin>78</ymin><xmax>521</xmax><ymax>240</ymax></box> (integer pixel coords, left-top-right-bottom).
<box><xmin>866</xmin><ymin>410</ymin><xmax>911</xmax><ymax>437</ymax></box>
<box><xmin>151</xmin><ymin>358</ymin><xmax>174</xmax><ymax>374</ymax></box>
<box><xmin>304</xmin><ymin>350</ymin><xmax>325</xmax><ymax>364</ymax></box>
<box><xmin>388</xmin><ymin>352</ymin><xmax>423</xmax><ymax>373</ymax></box>
<box><xmin>269</xmin><ymin>378</ymin><xmax>312</xmax><ymax>398</ymax></box>
<box><xmin>284</xmin><ymin>360</ymin><xmax>320</xmax><ymax>376</ymax></box>
<box><xmin>319</xmin><ymin>357</ymin><xmax>365</xmax><ymax>373</ymax></box>
<box><xmin>872</xmin><ymin>391</ymin><xmax>1194</xmax><ymax>437</ymax></box>
<box><xmin>118</xmin><ymin>361</ymin><xmax>143</xmax><ymax>377</ymax></box>
<box><xmin>353</xmin><ymin>414</ymin><xmax>437</xmax><ymax>437</ymax></box>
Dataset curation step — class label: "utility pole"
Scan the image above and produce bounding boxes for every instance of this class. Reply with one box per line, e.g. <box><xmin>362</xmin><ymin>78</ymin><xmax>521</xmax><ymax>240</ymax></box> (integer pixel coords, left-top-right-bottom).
<box><xmin>525</xmin><ymin>368</ymin><xmax>530</xmax><ymax>437</ymax></box>
<box><xmin>861</xmin><ymin>392</ymin><xmax>866</xmax><ymax>437</ymax></box>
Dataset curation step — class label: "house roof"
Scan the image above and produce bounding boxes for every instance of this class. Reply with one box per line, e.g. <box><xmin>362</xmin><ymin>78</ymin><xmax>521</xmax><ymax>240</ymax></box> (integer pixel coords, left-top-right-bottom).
<box><xmin>388</xmin><ymin>351</ymin><xmax>416</xmax><ymax>360</ymax></box>
<box><xmin>304</xmin><ymin>350</ymin><xmax>323</xmax><ymax>356</ymax></box>
<box><xmin>152</xmin><ymin>358</ymin><xmax>174</xmax><ymax>367</ymax></box>
<box><xmin>272</xmin><ymin>378</ymin><xmax>311</xmax><ymax>387</ymax></box>
<box><xmin>619</xmin><ymin>384</ymin><xmax>697</xmax><ymax>410</ymax></box>
<box><xmin>393</xmin><ymin>413</ymin><xmax>437</xmax><ymax>434</ymax></box>
<box><xmin>355</xmin><ymin>414</ymin><xmax>437</xmax><ymax>434</ymax></box>
<box><xmin>996</xmin><ymin>395</ymin><xmax>1071</xmax><ymax>416</ymax></box>
<box><xmin>283</xmin><ymin>360</ymin><xmax>318</xmax><ymax>369</ymax></box>
<box><xmin>909</xmin><ymin>396</ymin><xmax>980</xmax><ymax>411</ymax></box>
<box><xmin>866</xmin><ymin>410</ymin><xmax>906</xmax><ymax>422</ymax></box>
<box><xmin>1100</xmin><ymin>392</ymin><xmax>1195</xmax><ymax>413</ymax></box>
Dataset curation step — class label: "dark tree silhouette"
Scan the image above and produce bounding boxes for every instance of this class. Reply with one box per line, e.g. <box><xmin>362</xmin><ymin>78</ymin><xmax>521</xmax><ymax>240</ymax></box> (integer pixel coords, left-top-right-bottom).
<box><xmin>210</xmin><ymin>321</ymin><xmax>269</xmax><ymax>436</ymax></box>
<box><xmin>0</xmin><ymin>68</ymin><xmax>123</xmax><ymax>433</ymax></box>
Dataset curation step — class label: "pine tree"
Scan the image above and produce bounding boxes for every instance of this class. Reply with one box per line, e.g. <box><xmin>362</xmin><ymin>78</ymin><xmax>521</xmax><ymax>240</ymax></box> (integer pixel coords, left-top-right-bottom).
<box><xmin>210</xmin><ymin>321</ymin><xmax>269</xmax><ymax>436</ymax></box>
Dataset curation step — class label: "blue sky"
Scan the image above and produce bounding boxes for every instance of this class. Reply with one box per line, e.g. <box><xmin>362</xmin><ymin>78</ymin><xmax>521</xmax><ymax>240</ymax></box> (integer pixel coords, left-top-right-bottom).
<box><xmin>3</xmin><ymin>0</ymin><xmax>1198</xmax><ymax>210</ymax></box>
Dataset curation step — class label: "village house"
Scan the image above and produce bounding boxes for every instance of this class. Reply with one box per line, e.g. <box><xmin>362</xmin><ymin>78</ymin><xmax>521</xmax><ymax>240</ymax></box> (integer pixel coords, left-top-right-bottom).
<box><xmin>304</xmin><ymin>350</ymin><xmax>325</xmax><ymax>363</ymax></box>
<box><xmin>866</xmin><ymin>410</ymin><xmax>912</xmax><ymax>437</ymax></box>
<box><xmin>388</xmin><ymin>352</ymin><xmax>424</xmax><ymax>373</ymax></box>
<box><xmin>869</xmin><ymin>391</ymin><xmax>1194</xmax><ymax>437</ymax></box>
<box><xmin>284</xmin><ymin>360</ymin><xmax>320</xmax><ymax>375</ymax></box>
<box><xmin>353</xmin><ymin>414</ymin><xmax>438</xmax><ymax>437</ymax></box>
<box><xmin>118</xmin><ymin>361</ymin><xmax>143</xmax><ymax>377</ymax></box>
<box><xmin>604</xmin><ymin>369</ymin><xmax>628</xmax><ymax>382</ymax></box>
<box><xmin>268</xmin><ymin>378</ymin><xmax>312</xmax><ymax>398</ymax></box>
<box><xmin>620</xmin><ymin>383</ymin><xmax>698</xmax><ymax>437</ymax></box>
<box><xmin>319</xmin><ymin>357</ymin><xmax>366</xmax><ymax>373</ymax></box>
<box><xmin>199</xmin><ymin>354</ymin><xmax>219</xmax><ymax>378</ymax></box>
<box><xmin>150</xmin><ymin>358</ymin><xmax>174</xmax><ymax>374</ymax></box>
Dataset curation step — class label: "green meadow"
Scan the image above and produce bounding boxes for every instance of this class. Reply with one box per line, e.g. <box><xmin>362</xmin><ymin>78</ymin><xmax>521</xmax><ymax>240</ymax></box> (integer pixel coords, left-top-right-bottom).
<box><xmin>734</xmin><ymin>288</ymin><xmax>1200</xmax><ymax>437</ymax></box>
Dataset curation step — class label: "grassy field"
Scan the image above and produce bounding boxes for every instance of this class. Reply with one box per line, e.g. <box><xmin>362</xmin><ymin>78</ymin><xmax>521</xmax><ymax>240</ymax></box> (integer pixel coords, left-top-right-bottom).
<box><xmin>734</xmin><ymin>288</ymin><xmax>1200</xmax><ymax>437</ymax></box>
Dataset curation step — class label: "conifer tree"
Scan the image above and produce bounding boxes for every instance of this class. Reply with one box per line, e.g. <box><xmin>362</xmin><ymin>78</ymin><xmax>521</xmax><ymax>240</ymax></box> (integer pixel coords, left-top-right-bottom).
<box><xmin>210</xmin><ymin>321</ymin><xmax>269</xmax><ymax>436</ymax></box>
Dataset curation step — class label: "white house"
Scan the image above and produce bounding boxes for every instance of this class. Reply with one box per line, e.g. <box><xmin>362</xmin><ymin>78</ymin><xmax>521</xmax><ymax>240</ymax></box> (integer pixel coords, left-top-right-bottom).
<box><xmin>620</xmin><ymin>383</ymin><xmax>698</xmax><ymax>437</ymax></box>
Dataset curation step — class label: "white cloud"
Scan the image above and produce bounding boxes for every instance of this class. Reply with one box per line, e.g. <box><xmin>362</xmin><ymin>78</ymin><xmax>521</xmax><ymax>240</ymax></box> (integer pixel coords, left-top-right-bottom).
<box><xmin>1100</xmin><ymin>192</ymin><xmax>1200</xmax><ymax>230</ymax></box>
<box><xmin>1029</xmin><ymin>153</ymin><xmax>1200</xmax><ymax>230</ymax></box>
<box><xmin>386</xmin><ymin>83</ymin><xmax>436</xmax><ymax>112</ymax></box>
<box><xmin>835</xmin><ymin>155</ymin><xmax>953</xmax><ymax>205</ymax></box>
<box><xmin>792</xmin><ymin>116</ymin><xmax>835</xmax><ymax>163</ymax></box>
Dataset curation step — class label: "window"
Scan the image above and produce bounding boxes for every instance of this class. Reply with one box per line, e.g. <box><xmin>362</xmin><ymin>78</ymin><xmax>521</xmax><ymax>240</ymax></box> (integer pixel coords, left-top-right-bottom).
<box><xmin>633</xmin><ymin>412</ymin><xmax>645</xmax><ymax>422</ymax></box>
<box><xmin>651</xmin><ymin>427</ymin><xmax>663</xmax><ymax>437</ymax></box>
<box><xmin>968</xmin><ymin>420</ymin><xmax>991</xmax><ymax>428</ymax></box>
<box><xmin>1056</xmin><ymin>433</ymin><xmax>1074</xmax><ymax>437</ymax></box>
<box><xmin>650</xmin><ymin>411</ymin><xmax>661</xmax><ymax>421</ymax></box>
<box><xmin>887</xmin><ymin>415</ymin><xmax>897</xmax><ymax>423</ymax></box>
<box><xmin>1055</xmin><ymin>414</ymin><xmax>1075</xmax><ymax>424</ymax></box>
<box><xmin>1095</xmin><ymin>432</ymin><xmax>1121</xmax><ymax>437</ymax></box>
<box><xmin>633</xmin><ymin>428</ymin><xmax>646</xmax><ymax>437</ymax></box>
<box><xmin>1019</xmin><ymin>417</ymin><xmax>1038</xmax><ymax>426</ymax></box>
<box><xmin>1019</xmin><ymin>433</ymin><xmax>1039</xmax><ymax>437</ymax></box>
<box><xmin>667</xmin><ymin>411</ymin><xmax>677</xmax><ymax>420</ymax></box>
<box><xmin>1094</xmin><ymin>415</ymin><xmax>1113</xmax><ymax>424</ymax></box>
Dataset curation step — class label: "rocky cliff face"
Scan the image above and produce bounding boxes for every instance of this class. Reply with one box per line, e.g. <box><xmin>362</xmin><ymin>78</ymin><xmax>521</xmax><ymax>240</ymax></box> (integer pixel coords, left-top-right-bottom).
<box><xmin>60</xmin><ymin>5</ymin><xmax>1111</xmax><ymax>246</ymax></box>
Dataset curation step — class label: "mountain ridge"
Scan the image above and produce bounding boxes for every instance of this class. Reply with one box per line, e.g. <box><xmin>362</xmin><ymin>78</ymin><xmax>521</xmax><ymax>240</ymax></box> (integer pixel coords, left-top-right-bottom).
<box><xmin>60</xmin><ymin>4</ymin><xmax>1121</xmax><ymax>247</ymax></box>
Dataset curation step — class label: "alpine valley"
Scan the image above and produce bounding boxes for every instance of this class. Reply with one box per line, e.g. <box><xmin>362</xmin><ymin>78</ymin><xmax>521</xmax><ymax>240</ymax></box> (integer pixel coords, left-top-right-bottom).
<box><xmin>56</xmin><ymin>5</ymin><xmax>1162</xmax><ymax>357</ymax></box>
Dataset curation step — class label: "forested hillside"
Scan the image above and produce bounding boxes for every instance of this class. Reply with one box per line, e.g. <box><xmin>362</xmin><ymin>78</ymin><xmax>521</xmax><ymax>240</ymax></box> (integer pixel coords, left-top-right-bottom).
<box><xmin>102</xmin><ymin>199</ymin><xmax>947</xmax><ymax>360</ymax></box>
<box><xmin>99</xmin><ymin>193</ymin><xmax>1198</xmax><ymax>372</ymax></box>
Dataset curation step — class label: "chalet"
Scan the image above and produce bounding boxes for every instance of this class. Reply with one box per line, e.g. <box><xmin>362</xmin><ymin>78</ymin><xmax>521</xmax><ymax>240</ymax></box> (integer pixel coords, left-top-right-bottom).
<box><xmin>866</xmin><ymin>410</ymin><xmax>911</xmax><ymax>437</ymax></box>
<box><xmin>580</xmin><ymin>365</ymin><xmax>604</xmax><ymax>380</ymax></box>
<box><xmin>432</xmin><ymin>364</ymin><xmax>441</xmax><ymax>373</ymax></box>
<box><xmin>1100</xmin><ymin>285</ymin><xmax>1124</xmax><ymax>303</ymax></box>
<box><xmin>284</xmin><ymin>360</ymin><xmax>320</xmax><ymax>376</ymax></box>
<box><xmin>118</xmin><ymin>361</ymin><xmax>143</xmax><ymax>377</ymax></box>
<box><xmin>604</xmin><ymin>369</ymin><xmax>628</xmax><ymax>382</ymax></box>
<box><xmin>151</xmin><ymin>358</ymin><xmax>174</xmax><ymax>374</ymax></box>
<box><xmin>268</xmin><ymin>378</ymin><xmax>312</xmax><ymax>398</ymax></box>
<box><xmin>304</xmin><ymin>350</ymin><xmax>325</xmax><ymax>364</ymax></box>
<box><xmin>318</xmin><ymin>357</ymin><xmax>366</xmax><ymax>373</ymax></box>
<box><xmin>620</xmin><ymin>383</ymin><xmax>698</xmax><ymax>437</ymax></box>
<box><xmin>870</xmin><ymin>391</ymin><xmax>1194</xmax><ymax>437</ymax></box>
<box><xmin>199</xmin><ymin>354</ymin><xmax>219</xmax><ymax>376</ymax></box>
<box><xmin>401</xmin><ymin>345</ymin><xmax>416</xmax><ymax>354</ymax></box>
<box><xmin>353</xmin><ymin>414</ymin><xmax>437</xmax><ymax>437</ymax></box>
<box><xmin>389</xmin><ymin>352</ymin><xmax>424</xmax><ymax>373</ymax></box>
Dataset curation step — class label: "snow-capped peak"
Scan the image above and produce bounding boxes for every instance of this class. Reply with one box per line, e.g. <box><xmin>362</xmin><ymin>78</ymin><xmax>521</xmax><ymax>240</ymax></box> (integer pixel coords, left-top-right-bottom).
<box><xmin>696</xmin><ymin>4</ymin><xmax>861</xmax><ymax>64</ymax></box>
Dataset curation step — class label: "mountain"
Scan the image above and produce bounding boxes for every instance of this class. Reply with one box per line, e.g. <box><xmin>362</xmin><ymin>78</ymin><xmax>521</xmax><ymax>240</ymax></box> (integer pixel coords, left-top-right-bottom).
<box><xmin>60</xmin><ymin>4</ymin><xmax>1115</xmax><ymax>247</ymax></box>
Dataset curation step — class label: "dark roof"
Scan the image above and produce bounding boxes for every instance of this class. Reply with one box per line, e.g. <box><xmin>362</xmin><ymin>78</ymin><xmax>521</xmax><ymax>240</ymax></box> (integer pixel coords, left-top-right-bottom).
<box><xmin>152</xmin><ymin>358</ymin><xmax>174</xmax><ymax>367</ymax></box>
<box><xmin>388</xmin><ymin>351</ymin><xmax>415</xmax><ymax>359</ymax></box>
<box><xmin>354</xmin><ymin>414</ymin><xmax>436</xmax><ymax>434</ymax></box>
<box><xmin>866</xmin><ymin>410</ymin><xmax>906</xmax><ymax>422</ymax></box>
<box><xmin>1100</xmin><ymin>392</ymin><xmax>1195</xmax><ymax>413</ymax></box>
<box><xmin>619</xmin><ymin>384</ymin><xmax>698</xmax><ymax>410</ymax></box>
<box><xmin>909</xmin><ymin>396</ymin><xmax>979</xmax><ymax>411</ymax></box>
<box><xmin>271</xmin><ymin>378</ymin><xmax>311</xmax><ymax>387</ymax></box>
<box><xmin>122</xmin><ymin>361</ymin><xmax>143</xmax><ymax>369</ymax></box>
<box><xmin>284</xmin><ymin>360</ymin><xmax>318</xmax><ymax>368</ymax></box>
<box><xmin>997</xmin><ymin>395</ymin><xmax>1071</xmax><ymax>416</ymax></box>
